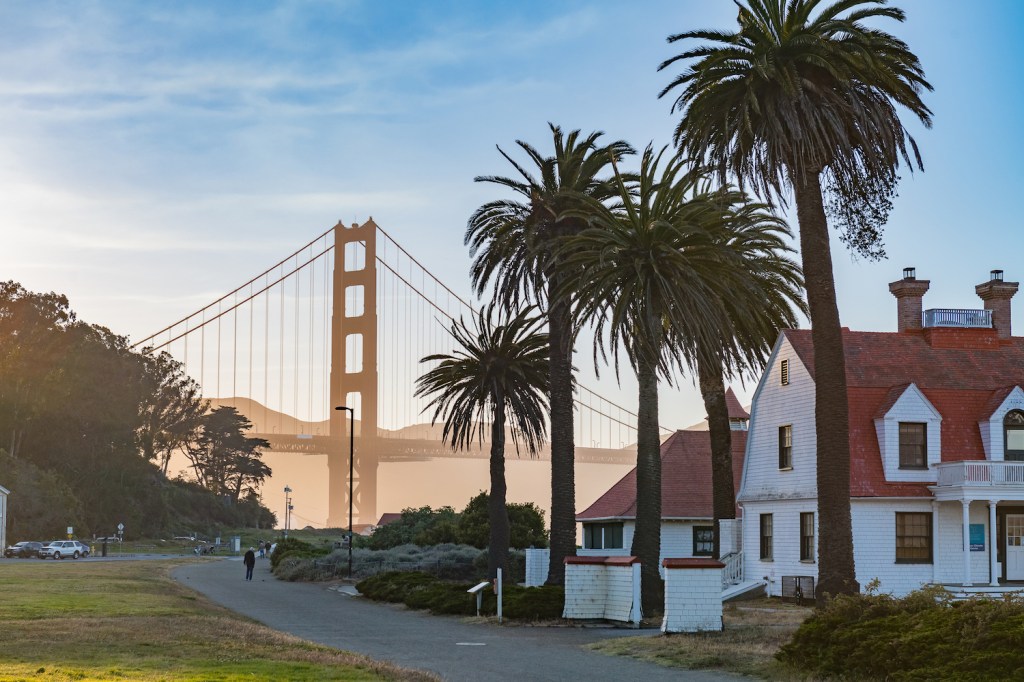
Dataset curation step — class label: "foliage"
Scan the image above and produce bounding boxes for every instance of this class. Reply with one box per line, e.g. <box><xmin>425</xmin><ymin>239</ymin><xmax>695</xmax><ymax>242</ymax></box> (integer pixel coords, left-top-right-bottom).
<box><xmin>136</xmin><ymin>350</ymin><xmax>207</xmax><ymax>476</ymax></box>
<box><xmin>456</xmin><ymin>492</ymin><xmax>547</xmax><ymax>549</ymax></box>
<box><xmin>0</xmin><ymin>281</ymin><xmax>276</xmax><ymax>538</ymax></box>
<box><xmin>269</xmin><ymin>536</ymin><xmax>326</xmax><ymax>571</ymax></box>
<box><xmin>777</xmin><ymin>587</ymin><xmax>1024</xmax><ymax>681</ymax></box>
<box><xmin>365</xmin><ymin>506</ymin><xmax>460</xmax><ymax>550</ymax></box>
<box><xmin>183</xmin><ymin>405</ymin><xmax>272</xmax><ymax>503</ymax></box>
<box><xmin>356</xmin><ymin>571</ymin><xmax>564</xmax><ymax>620</ymax></box>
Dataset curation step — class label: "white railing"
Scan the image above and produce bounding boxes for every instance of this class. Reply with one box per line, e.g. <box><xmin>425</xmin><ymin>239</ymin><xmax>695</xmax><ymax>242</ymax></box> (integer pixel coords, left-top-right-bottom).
<box><xmin>924</xmin><ymin>308</ymin><xmax>992</xmax><ymax>329</ymax></box>
<box><xmin>721</xmin><ymin>551</ymin><xmax>743</xmax><ymax>587</ymax></box>
<box><xmin>935</xmin><ymin>461</ymin><xmax>1024</xmax><ymax>487</ymax></box>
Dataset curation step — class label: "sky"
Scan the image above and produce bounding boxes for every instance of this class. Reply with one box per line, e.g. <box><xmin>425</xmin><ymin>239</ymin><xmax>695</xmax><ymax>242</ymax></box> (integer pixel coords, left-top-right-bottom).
<box><xmin>3</xmin><ymin>0</ymin><xmax>1024</xmax><ymax>436</ymax></box>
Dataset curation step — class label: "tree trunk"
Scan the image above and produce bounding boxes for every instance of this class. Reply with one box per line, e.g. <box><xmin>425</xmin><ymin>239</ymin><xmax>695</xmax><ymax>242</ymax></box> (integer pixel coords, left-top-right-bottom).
<box><xmin>793</xmin><ymin>170</ymin><xmax>859</xmax><ymax>604</ymax></box>
<box><xmin>545</xmin><ymin>276</ymin><xmax>576</xmax><ymax>586</ymax></box>
<box><xmin>631</xmin><ymin>357</ymin><xmax>663</xmax><ymax>616</ymax></box>
<box><xmin>488</xmin><ymin>394</ymin><xmax>510</xmax><ymax>579</ymax></box>
<box><xmin>698</xmin><ymin>355</ymin><xmax>734</xmax><ymax>560</ymax></box>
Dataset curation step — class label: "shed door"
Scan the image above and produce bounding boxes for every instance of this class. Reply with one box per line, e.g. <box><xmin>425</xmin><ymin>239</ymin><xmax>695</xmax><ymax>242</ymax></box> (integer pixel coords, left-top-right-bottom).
<box><xmin>1006</xmin><ymin>515</ymin><xmax>1024</xmax><ymax>580</ymax></box>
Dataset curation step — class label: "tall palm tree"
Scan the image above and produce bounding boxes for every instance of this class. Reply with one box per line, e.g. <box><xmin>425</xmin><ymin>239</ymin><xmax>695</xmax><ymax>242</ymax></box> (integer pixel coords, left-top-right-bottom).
<box><xmin>693</xmin><ymin>195</ymin><xmax>805</xmax><ymax>559</ymax></box>
<box><xmin>415</xmin><ymin>306</ymin><xmax>549</xmax><ymax>578</ymax></box>
<box><xmin>466</xmin><ymin>124</ymin><xmax>633</xmax><ymax>585</ymax></box>
<box><xmin>555</xmin><ymin>145</ymin><xmax>768</xmax><ymax>614</ymax></box>
<box><xmin>659</xmin><ymin>0</ymin><xmax>932</xmax><ymax>602</ymax></box>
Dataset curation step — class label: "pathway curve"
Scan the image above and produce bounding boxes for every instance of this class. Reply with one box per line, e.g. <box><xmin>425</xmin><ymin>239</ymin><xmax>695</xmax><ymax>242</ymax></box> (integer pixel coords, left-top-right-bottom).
<box><xmin>172</xmin><ymin>558</ymin><xmax>742</xmax><ymax>682</ymax></box>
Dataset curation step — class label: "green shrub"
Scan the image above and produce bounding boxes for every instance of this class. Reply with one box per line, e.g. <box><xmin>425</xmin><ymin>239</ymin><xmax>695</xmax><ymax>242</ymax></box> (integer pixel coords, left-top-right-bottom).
<box><xmin>356</xmin><ymin>571</ymin><xmax>564</xmax><ymax>620</ymax></box>
<box><xmin>269</xmin><ymin>537</ymin><xmax>329</xmax><ymax>573</ymax></box>
<box><xmin>778</xmin><ymin>587</ymin><xmax>1024</xmax><ymax>681</ymax></box>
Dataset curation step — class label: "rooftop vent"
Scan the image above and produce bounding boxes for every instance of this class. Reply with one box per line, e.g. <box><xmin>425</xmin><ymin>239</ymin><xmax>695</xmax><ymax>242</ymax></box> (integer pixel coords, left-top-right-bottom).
<box><xmin>903</xmin><ymin>267</ymin><xmax>916</xmax><ymax>280</ymax></box>
<box><xmin>991</xmin><ymin>269</ymin><xmax>1004</xmax><ymax>282</ymax></box>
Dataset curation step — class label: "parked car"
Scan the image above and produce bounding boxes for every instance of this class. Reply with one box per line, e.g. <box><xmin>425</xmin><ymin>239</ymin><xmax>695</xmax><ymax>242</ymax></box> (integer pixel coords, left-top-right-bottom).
<box><xmin>4</xmin><ymin>541</ymin><xmax>44</xmax><ymax>558</ymax></box>
<box><xmin>39</xmin><ymin>540</ymin><xmax>90</xmax><ymax>560</ymax></box>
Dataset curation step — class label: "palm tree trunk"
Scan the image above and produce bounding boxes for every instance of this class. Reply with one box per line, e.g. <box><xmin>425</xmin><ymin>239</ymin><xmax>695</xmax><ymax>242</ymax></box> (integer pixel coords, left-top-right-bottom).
<box><xmin>546</xmin><ymin>277</ymin><xmax>576</xmax><ymax>586</ymax></box>
<box><xmin>631</xmin><ymin>356</ymin><xmax>663</xmax><ymax>616</ymax></box>
<box><xmin>698</xmin><ymin>355</ymin><xmax>734</xmax><ymax>560</ymax></box>
<box><xmin>793</xmin><ymin>170</ymin><xmax>859</xmax><ymax>604</ymax></box>
<box><xmin>488</xmin><ymin>393</ymin><xmax>511</xmax><ymax>579</ymax></box>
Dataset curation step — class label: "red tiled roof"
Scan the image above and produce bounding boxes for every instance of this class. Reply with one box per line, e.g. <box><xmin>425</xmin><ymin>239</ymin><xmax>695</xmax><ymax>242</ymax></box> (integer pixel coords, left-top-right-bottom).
<box><xmin>376</xmin><ymin>513</ymin><xmax>402</xmax><ymax>526</ymax></box>
<box><xmin>577</xmin><ymin>430</ymin><xmax>746</xmax><ymax>520</ymax></box>
<box><xmin>784</xmin><ymin>329</ymin><xmax>1024</xmax><ymax>498</ymax></box>
<box><xmin>725</xmin><ymin>387</ymin><xmax>750</xmax><ymax>419</ymax></box>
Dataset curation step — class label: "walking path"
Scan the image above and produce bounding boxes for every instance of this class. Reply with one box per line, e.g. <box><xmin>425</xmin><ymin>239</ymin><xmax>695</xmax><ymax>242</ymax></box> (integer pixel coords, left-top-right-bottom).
<box><xmin>173</xmin><ymin>558</ymin><xmax>742</xmax><ymax>682</ymax></box>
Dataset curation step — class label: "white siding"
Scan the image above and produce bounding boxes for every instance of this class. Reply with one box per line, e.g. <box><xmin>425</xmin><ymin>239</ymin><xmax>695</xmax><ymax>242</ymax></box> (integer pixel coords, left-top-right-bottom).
<box><xmin>662</xmin><ymin>565</ymin><xmax>724</xmax><ymax>632</ymax></box>
<box><xmin>742</xmin><ymin>499</ymin><xmax>817</xmax><ymax>597</ymax></box>
<box><xmin>578</xmin><ymin>520</ymin><xmax>711</xmax><ymax>563</ymax></box>
<box><xmin>739</xmin><ymin>336</ymin><xmax>818</xmax><ymax>503</ymax></box>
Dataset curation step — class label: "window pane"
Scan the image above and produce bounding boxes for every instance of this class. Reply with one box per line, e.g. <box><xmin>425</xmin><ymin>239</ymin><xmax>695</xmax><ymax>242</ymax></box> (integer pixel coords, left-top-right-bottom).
<box><xmin>896</xmin><ymin>512</ymin><xmax>932</xmax><ymax>563</ymax></box>
<box><xmin>899</xmin><ymin>423</ymin><xmax>927</xmax><ymax>468</ymax></box>
<box><xmin>1008</xmin><ymin>431</ymin><xmax>1024</xmax><ymax>451</ymax></box>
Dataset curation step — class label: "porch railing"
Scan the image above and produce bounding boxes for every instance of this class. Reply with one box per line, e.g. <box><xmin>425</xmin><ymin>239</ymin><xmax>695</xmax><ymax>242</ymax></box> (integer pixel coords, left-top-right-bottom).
<box><xmin>721</xmin><ymin>551</ymin><xmax>744</xmax><ymax>588</ymax></box>
<box><xmin>935</xmin><ymin>461</ymin><xmax>1024</xmax><ymax>486</ymax></box>
<box><xmin>924</xmin><ymin>308</ymin><xmax>992</xmax><ymax>329</ymax></box>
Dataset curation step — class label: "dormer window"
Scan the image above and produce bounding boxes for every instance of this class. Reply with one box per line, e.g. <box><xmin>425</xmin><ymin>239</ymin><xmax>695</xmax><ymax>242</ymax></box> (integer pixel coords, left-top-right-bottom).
<box><xmin>1006</xmin><ymin>410</ymin><xmax>1024</xmax><ymax>461</ymax></box>
<box><xmin>899</xmin><ymin>423</ymin><xmax>928</xmax><ymax>469</ymax></box>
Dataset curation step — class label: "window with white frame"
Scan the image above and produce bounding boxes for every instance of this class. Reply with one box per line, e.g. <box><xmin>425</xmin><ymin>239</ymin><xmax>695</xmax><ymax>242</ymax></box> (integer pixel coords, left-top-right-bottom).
<box><xmin>800</xmin><ymin>512</ymin><xmax>815</xmax><ymax>562</ymax></box>
<box><xmin>692</xmin><ymin>526</ymin><xmax>714</xmax><ymax>556</ymax></box>
<box><xmin>898</xmin><ymin>422</ymin><xmax>928</xmax><ymax>469</ymax></box>
<box><xmin>760</xmin><ymin>514</ymin><xmax>773</xmax><ymax>560</ymax></box>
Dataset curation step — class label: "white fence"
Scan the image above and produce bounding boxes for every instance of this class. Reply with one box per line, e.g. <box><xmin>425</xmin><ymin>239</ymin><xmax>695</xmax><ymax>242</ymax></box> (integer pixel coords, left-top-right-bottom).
<box><xmin>524</xmin><ymin>547</ymin><xmax>550</xmax><ymax>587</ymax></box>
<box><xmin>936</xmin><ymin>461</ymin><xmax>1024</xmax><ymax>486</ymax></box>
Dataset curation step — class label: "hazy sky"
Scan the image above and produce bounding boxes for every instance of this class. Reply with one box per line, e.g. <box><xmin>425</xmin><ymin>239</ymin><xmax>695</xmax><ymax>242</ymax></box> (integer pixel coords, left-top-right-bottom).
<box><xmin>2</xmin><ymin>0</ymin><xmax>1023</xmax><ymax>431</ymax></box>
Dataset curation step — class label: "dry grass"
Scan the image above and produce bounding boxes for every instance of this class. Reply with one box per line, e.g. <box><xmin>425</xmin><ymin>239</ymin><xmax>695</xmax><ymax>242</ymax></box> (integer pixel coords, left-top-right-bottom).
<box><xmin>0</xmin><ymin>560</ymin><xmax>438</xmax><ymax>681</ymax></box>
<box><xmin>587</xmin><ymin>598</ymin><xmax>813</xmax><ymax>679</ymax></box>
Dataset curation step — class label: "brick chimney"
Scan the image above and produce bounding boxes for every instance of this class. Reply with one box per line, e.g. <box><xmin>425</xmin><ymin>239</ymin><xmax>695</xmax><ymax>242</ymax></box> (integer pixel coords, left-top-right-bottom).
<box><xmin>976</xmin><ymin>270</ymin><xmax>1019</xmax><ymax>339</ymax></box>
<box><xmin>889</xmin><ymin>267</ymin><xmax>930</xmax><ymax>332</ymax></box>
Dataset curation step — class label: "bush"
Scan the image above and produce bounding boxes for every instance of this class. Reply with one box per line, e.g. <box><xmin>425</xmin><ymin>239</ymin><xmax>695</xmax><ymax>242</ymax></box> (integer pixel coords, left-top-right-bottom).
<box><xmin>270</xmin><ymin>537</ymin><xmax>329</xmax><ymax>574</ymax></box>
<box><xmin>777</xmin><ymin>587</ymin><xmax>1024</xmax><ymax>681</ymax></box>
<box><xmin>356</xmin><ymin>571</ymin><xmax>564</xmax><ymax>620</ymax></box>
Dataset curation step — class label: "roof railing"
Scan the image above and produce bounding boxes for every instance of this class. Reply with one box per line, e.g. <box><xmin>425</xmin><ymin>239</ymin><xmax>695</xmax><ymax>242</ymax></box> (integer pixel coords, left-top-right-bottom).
<box><xmin>923</xmin><ymin>308</ymin><xmax>992</xmax><ymax>329</ymax></box>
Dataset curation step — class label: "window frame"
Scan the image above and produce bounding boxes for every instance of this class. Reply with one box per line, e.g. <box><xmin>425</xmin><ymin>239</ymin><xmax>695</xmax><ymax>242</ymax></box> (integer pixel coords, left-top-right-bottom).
<box><xmin>779</xmin><ymin>425</ymin><xmax>793</xmax><ymax>470</ymax></box>
<box><xmin>895</xmin><ymin>512</ymin><xmax>933</xmax><ymax>564</ymax></box>
<box><xmin>898</xmin><ymin>422</ymin><xmax>928</xmax><ymax>470</ymax></box>
<box><xmin>800</xmin><ymin>512</ymin><xmax>815</xmax><ymax>562</ymax></box>
<box><xmin>584</xmin><ymin>522</ymin><xmax>624</xmax><ymax>550</ymax></box>
<box><xmin>760</xmin><ymin>514</ymin><xmax>773</xmax><ymax>561</ymax></box>
<box><xmin>692</xmin><ymin>525</ymin><xmax>714</xmax><ymax>557</ymax></box>
<box><xmin>1005</xmin><ymin>410</ymin><xmax>1024</xmax><ymax>462</ymax></box>
<box><xmin>780</xmin><ymin>358</ymin><xmax>790</xmax><ymax>385</ymax></box>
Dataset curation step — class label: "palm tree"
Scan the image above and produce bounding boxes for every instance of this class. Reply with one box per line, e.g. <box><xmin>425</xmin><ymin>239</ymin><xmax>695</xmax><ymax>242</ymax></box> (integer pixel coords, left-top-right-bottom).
<box><xmin>659</xmin><ymin>0</ymin><xmax>932</xmax><ymax>602</ymax></box>
<box><xmin>466</xmin><ymin>124</ymin><xmax>633</xmax><ymax>585</ymax></box>
<box><xmin>555</xmin><ymin>145</ymin><xmax>775</xmax><ymax>613</ymax></box>
<box><xmin>415</xmin><ymin>306</ymin><xmax>549</xmax><ymax>578</ymax></box>
<box><xmin>693</xmin><ymin>195</ymin><xmax>805</xmax><ymax>559</ymax></box>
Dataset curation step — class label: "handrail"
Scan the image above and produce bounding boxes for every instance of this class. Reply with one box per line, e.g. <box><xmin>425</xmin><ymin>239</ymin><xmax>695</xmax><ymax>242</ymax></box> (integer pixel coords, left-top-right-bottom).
<box><xmin>923</xmin><ymin>308</ymin><xmax>992</xmax><ymax>329</ymax></box>
<box><xmin>721</xmin><ymin>551</ymin><xmax>744</xmax><ymax>587</ymax></box>
<box><xmin>935</xmin><ymin>461</ymin><xmax>1024</xmax><ymax>486</ymax></box>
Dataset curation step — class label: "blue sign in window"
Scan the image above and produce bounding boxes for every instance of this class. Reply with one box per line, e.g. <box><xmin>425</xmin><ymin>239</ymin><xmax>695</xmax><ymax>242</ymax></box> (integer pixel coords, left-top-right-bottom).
<box><xmin>970</xmin><ymin>523</ymin><xmax>985</xmax><ymax>552</ymax></box>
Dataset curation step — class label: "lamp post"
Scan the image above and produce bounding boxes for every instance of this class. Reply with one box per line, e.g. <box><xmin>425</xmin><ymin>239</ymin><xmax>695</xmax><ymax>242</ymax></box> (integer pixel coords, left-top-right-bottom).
<box><xmin>335</xmin><ymin>405</ymin><xmax>355</xmax><ymax>578</ymax></box>
<box><xmin>283</xmin><ymin>485</ymin><xmax>292</xmax><ymax>539</ymax></box>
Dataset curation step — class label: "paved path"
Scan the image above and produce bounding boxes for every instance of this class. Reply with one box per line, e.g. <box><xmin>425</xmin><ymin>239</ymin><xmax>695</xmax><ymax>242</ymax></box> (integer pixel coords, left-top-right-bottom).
<box><xmin>173</xmin><ymin>558</ymin><xmax>742</xmax><ymax>682</ymax></box>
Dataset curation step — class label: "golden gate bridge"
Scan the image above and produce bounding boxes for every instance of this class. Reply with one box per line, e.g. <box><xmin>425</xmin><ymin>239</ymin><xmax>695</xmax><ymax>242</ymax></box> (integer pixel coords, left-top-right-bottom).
<box><xmin>135</xmin><ymin>219</ymin><xmax>671</xmax><ymax>527</ymax></box>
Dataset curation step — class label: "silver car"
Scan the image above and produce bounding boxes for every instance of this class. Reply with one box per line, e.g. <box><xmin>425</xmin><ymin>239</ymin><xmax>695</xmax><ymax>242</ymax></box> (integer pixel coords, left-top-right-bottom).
<box><xmin>40</xmin><ymin>540</ymin><xmax>90</xmax><ymax>560</ymax></box>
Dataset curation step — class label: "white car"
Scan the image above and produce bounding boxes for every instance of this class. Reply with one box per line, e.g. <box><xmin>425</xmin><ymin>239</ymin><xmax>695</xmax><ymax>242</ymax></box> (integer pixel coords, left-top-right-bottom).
<box><xmin>40</xmin><ymin>540</ymin><xmax>90</xmax><ymax>560</ymax></box>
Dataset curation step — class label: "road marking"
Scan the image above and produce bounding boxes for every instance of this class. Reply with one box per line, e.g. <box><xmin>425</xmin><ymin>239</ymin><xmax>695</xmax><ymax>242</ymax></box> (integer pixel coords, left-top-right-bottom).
<box><xmin>455</xmin><ymin>642</ymin><xmax>486</xmax><ymax>646</ymax></box>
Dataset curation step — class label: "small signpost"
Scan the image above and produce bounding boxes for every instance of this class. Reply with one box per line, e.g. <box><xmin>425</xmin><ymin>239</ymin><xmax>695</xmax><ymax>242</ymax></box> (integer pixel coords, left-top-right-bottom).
<box><xmin>117</xmin><ymin>523</ymin><xmax>124</xmax><ymax>554</ymax></box>
<box><xmin>67</xmin><ymin>526</ymin><xmax>73</xmax><ymax>540</ymax></box>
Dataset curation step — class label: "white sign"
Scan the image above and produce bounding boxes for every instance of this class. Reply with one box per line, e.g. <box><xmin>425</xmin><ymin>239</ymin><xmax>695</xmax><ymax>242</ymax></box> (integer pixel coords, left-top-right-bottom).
<box><xmin>117</xmin><ymin>523</ymin><xmax>124</xmax><ymax>531</ymax></box>
<box><xmin>67</xmin><ymin>526</ymin><xmax>73</xmax><ymax>535</ymax></box>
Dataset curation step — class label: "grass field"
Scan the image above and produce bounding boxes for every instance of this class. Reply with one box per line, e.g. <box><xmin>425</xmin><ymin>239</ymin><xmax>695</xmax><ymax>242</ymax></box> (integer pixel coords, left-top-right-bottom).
<box><xmin>587</xmin><ymin>598</ymin><xmax>811</xmax><ymax>679</ymax></box>
<box><xmin>0</xmin><ymin>559</ymin><xmax>437</xmax><ymax>681</ymax></box>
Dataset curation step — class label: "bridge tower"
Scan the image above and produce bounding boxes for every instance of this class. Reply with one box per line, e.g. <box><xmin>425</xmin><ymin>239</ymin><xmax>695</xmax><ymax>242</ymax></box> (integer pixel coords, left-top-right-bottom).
<box><xmin>328</xmin><ymin>220</ymin><xmax>379</xmax><ymax>527</ymax></box>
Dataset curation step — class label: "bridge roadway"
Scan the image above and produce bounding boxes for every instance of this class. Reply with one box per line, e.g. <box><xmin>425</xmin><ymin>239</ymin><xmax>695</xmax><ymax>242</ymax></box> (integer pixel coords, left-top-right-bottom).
<box><xmin>257</xmin><ymin>433</ymin><xmax>638</xmax><ymax>465</ymax></box>
<box><xmin>173</xmin><ymin>557</ymin><xmax>741</xmax><ymax>682</ymax></box>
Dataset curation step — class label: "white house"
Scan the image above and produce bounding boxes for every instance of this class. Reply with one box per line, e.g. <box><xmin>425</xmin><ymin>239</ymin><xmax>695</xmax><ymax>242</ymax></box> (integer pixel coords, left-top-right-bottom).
<box><xmin>739</xmin><ymin>268</ymin><xmax>1024</xmax><ymax>597</ymax></box>
<box><xmin>577</xmin><ymin>389</ymin><xmax>749</xmax><ymax>578</ymax></box>
<box><xmin>0</xmin><ymin>483</ymin><xmax>9</xmax><ymax>553</ymax></box>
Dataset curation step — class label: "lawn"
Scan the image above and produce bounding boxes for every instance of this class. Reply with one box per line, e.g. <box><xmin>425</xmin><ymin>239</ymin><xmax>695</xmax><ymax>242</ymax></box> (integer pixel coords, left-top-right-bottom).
<box><xmin>0</xmin><ymin>559</ymin><xmax>437</xmax><ymax>681</ymax></box>
<box><xmin>587</xmin><ymin>598</ymin><xmax>811</xmax><ymax>679</ymax></box>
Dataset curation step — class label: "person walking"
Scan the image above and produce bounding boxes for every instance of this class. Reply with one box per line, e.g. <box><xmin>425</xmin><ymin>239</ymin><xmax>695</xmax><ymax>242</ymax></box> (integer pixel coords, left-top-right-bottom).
<box><xmin>243</xmin><ymin>547</ymin><xmax>256</xmax><ymax>581</ymax></box>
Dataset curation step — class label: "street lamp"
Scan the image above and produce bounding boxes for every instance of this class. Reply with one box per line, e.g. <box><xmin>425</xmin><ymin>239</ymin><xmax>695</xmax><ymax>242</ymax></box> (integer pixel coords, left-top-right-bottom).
<box><xmin>335</xmin><ymin>405</ymin><xmax>355</xmax><ymax>578</ymax></box>
<box><xmin>283</xmin><ymin>485</ymin><xmax>292</xmax><ymax>539</ymax></box>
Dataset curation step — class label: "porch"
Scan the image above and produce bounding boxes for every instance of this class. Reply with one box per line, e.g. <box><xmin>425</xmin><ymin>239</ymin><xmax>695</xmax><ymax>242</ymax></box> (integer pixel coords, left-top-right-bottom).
<box><xmin>930</xmin><ymin>461</ymin><xmax>1024</xmax><ymax>587</ymax></box>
